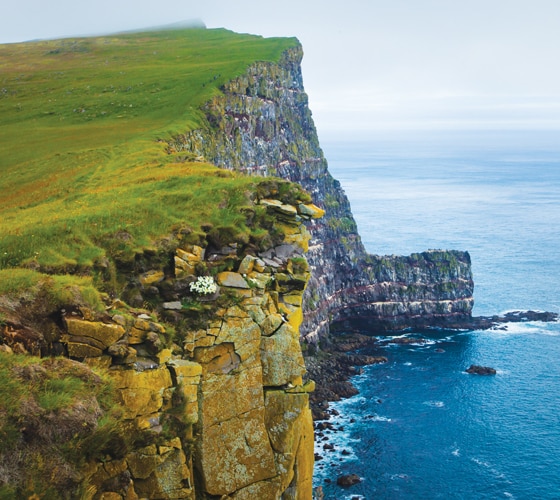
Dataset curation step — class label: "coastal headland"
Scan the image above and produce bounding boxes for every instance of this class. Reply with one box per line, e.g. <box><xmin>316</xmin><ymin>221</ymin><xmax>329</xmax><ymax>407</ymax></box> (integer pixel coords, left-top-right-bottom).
<box><xmin>0</xmin><ymin>27</ymin><xmax>556</xmax><ymax>499</ymax></box>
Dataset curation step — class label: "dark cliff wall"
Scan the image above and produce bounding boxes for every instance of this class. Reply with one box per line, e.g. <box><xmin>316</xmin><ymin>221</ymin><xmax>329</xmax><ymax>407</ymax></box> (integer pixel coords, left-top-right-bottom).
<box><xmin>167</xmin><ymin>44</ymin><xmax>474</xmax><ymax>340</ymax></box>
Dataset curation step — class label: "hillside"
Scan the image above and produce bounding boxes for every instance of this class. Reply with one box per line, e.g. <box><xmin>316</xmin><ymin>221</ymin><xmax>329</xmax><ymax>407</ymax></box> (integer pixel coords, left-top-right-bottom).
<box><xmin>0</xmin><ymin>28</ymin><xmax>297</xmax><ymax>276</ymax></box>
<box><xmin>0</xmin><ymin>28</ymin><xmax>318</xmax><ymax>499</ymax></box>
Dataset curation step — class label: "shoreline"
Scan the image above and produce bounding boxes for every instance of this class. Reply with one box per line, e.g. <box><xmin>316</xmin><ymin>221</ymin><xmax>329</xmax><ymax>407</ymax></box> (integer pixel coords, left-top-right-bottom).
<box><xmin>308</xmin><ymin>310</ymin><xmax>559</xmax><ymax>498</ymax></box>
<box><xmin>305</xmin><ymin>309</ymin><xmax>558</xmax><ymax>420</ymax></box>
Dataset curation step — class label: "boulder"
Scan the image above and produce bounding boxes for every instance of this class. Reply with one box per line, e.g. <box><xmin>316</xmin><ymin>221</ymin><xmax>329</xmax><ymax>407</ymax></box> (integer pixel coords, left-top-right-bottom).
<box><xmin>336</xmin><ymin>474</ymin><xmax>362</xmax><ymax>487</ymax></box>
<box><xmin>260</xmin><ymin>313</ymin><xmax>284</xmax><ymax>336</ymax></box>
<box><xmin>238</xmin><ymin>254</ymin><xmax>256</xmax><ymax>275</ymax></box>
<box><xmin>132</xmin><ymin>444</ymin><xmax>191</xmax><ymax>499</ymax></box>
<box><xmin>259</xmin><ymin>198</ymin><xmax>283</xmax><ymax>209</ymax></box>
<box><xmin>466</xmin><ymin>364</ymin><xmax>496</xmax><ymax>375</ymax></box>
<box><xmin>139</xmin><ymin>270</ymin><xmax>164</xmax><ymax>286</ymax></box>
<box><xmin>278</xmin><ymin>204</ymin><xmax>298</xmax><ymax>217</ymax></box>
<box><xmin>0</xmin><ymin>344</ymin><xmax>13</xmax><ymax>354</ymax></box>
<box><xmin>163</xmin><ymin>301</ymin><xmax>182</xmax><ymax>310</ymax></box>
<box><xmin>66</xmin><ymin>342</ymin><xmax>103</xmax><ymax>358</ymax></box>
<box><xmin>110</xmin><ymin>365</ymin><xmax>173</xmax><ymax>419</ymax></box>
<box><xmin>174</xmin><ymin>255</ymin><xmax>196</xmax><ymax>276</ymax></box>
<box><xmin>260</xmin><ymin>324</ymin><xmax>306</xmax><ymax>387</ymax></box>
<box><xmin>298</xmin><ymin>203</ymin><xmax>325</xmax><ymax>219</ymax></box>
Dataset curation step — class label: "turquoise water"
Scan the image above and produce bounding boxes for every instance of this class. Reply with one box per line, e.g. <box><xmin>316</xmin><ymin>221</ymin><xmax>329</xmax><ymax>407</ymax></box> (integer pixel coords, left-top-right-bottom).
<box><xmin>313</xmin><ymin>131</ymin><xmax>560</xmax><ymax>499</ymax></box>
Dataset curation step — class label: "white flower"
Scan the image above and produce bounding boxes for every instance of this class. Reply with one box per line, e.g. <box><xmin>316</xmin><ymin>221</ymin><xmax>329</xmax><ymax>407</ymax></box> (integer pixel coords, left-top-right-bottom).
<box><xmin>189</xmin><ymin>276</ymin><xmax>217</xmax><ymax>295</ymax></box>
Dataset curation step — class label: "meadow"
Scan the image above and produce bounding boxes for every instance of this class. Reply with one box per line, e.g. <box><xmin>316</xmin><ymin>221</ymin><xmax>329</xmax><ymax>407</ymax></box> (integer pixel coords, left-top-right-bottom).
<box><xmin>0</xmin><ymin>27</ymin><xmax>298</xmax><ymax>298</ymax></box>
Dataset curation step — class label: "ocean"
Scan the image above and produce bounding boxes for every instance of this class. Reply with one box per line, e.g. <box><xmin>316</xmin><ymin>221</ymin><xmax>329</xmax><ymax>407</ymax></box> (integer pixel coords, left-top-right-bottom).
<box><xmin>312</xmin><ymin>130</ymin><xmax>560</xmax><ymax>499</ymax></box>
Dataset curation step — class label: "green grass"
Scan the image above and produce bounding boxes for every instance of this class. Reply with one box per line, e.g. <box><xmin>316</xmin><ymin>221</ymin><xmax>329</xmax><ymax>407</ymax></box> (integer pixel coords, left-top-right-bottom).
<box><xmin>0</xmin><ymin>28</ymin><xmax>298</xmax><ymax>277</ymax></box>
<box><xmin>0</xmin><ymin>28</ymin><xmax>296</xmax><ymax>168</ymax></box>
<box><xmin>0</xmin><ymin>353</ymin><xmax>126</xmax><ymax>498</ymax></box>
<box><xmin>0</xmin><ymin>28</ymin><xmax>307</xmax><ymax>496</ymax></box>
<box><xmin>0</xmin><ymin>268</ymin><xmax>103</xmax><ymax>311</ymax></box>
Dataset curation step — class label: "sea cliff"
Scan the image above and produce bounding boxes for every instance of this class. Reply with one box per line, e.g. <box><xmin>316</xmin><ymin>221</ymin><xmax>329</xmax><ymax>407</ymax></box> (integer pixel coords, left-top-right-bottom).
<box><xmin>0</xmin><ymin>183</ymin><xmax>318</xmax><ymax>499</ymax></box>
<box><xmin>166</xmin><ymin>44</ymin><xmax>475</xmax><ymax>342</ymax></box>
<box><xmin>0</xmin><ymin>28</ymin><xmax>475</xmax><ymax>499</ymax></box>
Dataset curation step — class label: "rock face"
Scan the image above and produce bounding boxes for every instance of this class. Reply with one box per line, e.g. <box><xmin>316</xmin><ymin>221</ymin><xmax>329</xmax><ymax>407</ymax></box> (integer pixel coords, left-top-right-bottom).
<box><xmin>167</xmin><ymin>44</ymin><xmax>474</xmax><ymax>341</ymax></box>
<box><xmin>0</xmin><ymin>193</ymin><xmax>317</xmax><ymax>499</ymax></box>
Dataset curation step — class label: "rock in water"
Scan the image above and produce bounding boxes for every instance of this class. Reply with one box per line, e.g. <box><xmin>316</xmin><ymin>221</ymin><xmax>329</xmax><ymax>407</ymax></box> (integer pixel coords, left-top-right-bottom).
<box><xmin>466</xmin><ymin>364</ymin><xmax>496</xmax><ymax>375</ymax></box>
<box><xmin>337</xmin><ymin>473</ymin><xmax>362</xmax><ymax>487</ymax></box>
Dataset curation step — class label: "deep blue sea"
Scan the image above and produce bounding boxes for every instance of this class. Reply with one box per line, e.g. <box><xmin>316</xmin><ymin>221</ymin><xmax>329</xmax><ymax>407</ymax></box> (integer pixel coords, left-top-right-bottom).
<box><xmin>312</xmin><ymin>130</ymin><xmax>560</xmax><ymax>499</ymax></box>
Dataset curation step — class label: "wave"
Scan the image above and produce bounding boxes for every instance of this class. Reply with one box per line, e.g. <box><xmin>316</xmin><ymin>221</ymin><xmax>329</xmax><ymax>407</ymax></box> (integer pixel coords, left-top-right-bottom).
<box><xmin>313</xmin><ymin>395</ymin><xmax>393</xmax><ymax>490</ymax></box>
<box><xmin>313</xmin><ymin>403</ymin><xmax>361</xmax><ymax>484</ymax></box>
<box><xmin>470</xmin><ymin>457</ymin><xmax>508</xmax><ymax>481</ymax></box>
<box><xmin>365</xmin><ymin>414</ymin><xmax>392</xmax><ymax>422</ymax></box>
<box><xmin>489</xmin><ymin>322</ymin><xmax>560</xmax><ymax>336</ymax></box>
<box><xmin>423</xmin><ymin>400</ymin><xmax>445</xmax><ymax>408</ymax></box>
<box><xmin>390</xmin><ymin>473</ymin><xmax>411</xmax><ymax>481</ymax></box>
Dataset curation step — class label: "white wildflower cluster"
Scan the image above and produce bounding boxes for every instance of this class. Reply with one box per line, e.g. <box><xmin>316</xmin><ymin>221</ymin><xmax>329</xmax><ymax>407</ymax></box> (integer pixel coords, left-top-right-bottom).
<box><xmin>189</xmin><ymin>276</ymin><xmax>217</xmax><ymax>295</ymax></box>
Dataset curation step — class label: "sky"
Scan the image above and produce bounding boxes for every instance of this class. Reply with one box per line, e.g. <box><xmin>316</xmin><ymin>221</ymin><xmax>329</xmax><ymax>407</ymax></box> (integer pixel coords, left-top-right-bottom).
<box><xmin>2</xmin><ymin>0</ymin><xmax>560</xmax><ymax>136</ymax></box>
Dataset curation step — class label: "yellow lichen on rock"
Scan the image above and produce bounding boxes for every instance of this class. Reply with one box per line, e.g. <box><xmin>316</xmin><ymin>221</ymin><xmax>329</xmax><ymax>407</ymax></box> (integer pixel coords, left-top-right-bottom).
<box><xmin>168</xmin><ymin>360</ymin><xmax>202</xmax><ymax>424</ymax></box>
<box><xmin>260</xmin><ymin>323</ymin><xmax>307</xmax><ymax>387</ymax></box>
<box><xmin>175</xmin><ymin>245</ymin><xmax>205</xmax><ymax>278</ymax></box>
<box><xmin>64</xmin><ymin>318</ymin><xmax>125</xmax><ymax>348</ymax></box>
<box><xmin>129</xmin><ymin>441</ymin><xmax>192</xmax><ymax>500</ymax></box>
<box><xmin>196</xmin><ymin>407</ymin><xmax>277</xmax><ymax>496</ymax></box>
<box><xmin>298</xmin><ymin>203</ymin><xmax>325</xmax><ymax>219</ymax></box>
<box><xmin>139</xmin><ymin>270</ymin><xmax>165</xmax><ymax>286</ymax></box>
<box><xmin>110</xmin><ymin>366</ymin><xmax>173</xmax><ymax>419</ymax></box>
<box><xmin>6</xmin><ymin>183</ymin><xmax>319</xmax><ymax>500</ymax></box>
<box><xmin>264</xmin><ymin>390</ymin><xmax>314</xmax><ymax>497</ymax></box>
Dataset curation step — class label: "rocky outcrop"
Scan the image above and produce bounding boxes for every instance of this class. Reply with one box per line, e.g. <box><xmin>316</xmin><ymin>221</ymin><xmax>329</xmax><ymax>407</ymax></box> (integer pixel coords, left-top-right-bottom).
<box><xmin>303</xmin><ymin>333</ymin><xmax>387</xmax><ymax>420</ymax></box>
<box><xmin>336</xmin><ymin>474</ymin><xmax>362</xmax><ymax>487</ymax></box>
<box><xmin>466</xmin><ymin>365</ymin><xmax>497</xmax><ymax>375</ymax></box>
<box><xmin>0</xmin><ymin>192</ymin><xmax>319</xmax><ymax>499</ymax></box>
<box><xmin>102</xmin><ymin>197</ymin><xmax>316</xmax><ymax>499</ymax></box>
<box><xmin>166</xmin><ymin>43</ymin><xmax>474</xmax><ymax>342</ymax></box>
<box><xmin>459</xmin><ymin>309</ymin><xmax>559</xmax><ymax>330</ymax></box>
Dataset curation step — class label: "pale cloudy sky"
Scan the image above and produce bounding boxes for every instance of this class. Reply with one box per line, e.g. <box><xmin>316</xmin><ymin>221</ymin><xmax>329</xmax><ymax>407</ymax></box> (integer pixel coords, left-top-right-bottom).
<box><xmin>2</xmin><ymin>0</ymin><xmax>560</xmax><ymax>135</ymax></box>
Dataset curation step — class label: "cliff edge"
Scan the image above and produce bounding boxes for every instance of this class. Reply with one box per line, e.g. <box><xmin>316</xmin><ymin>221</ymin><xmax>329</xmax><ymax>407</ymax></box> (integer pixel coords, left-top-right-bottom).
<box><xmin>0</xmin><ymin>28</ymin><xmax>326</xmax><ymax>499</ymax></box>
<box><xmin>167</xmin><ymin>43</ymin><xmax>475</xmax><ymax>341</ymax></box>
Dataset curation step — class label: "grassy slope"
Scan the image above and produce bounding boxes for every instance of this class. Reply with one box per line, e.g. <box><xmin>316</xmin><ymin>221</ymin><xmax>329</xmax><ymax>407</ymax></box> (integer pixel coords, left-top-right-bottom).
<box><xmin>0</xmin><ymin>28</ymin><xmax>298</xmax><ymax>295</ymax></box>
<box><xmin>0</xmin><ymin>29</ymin><xmax>304</xmax><ymax>497</ymax></box>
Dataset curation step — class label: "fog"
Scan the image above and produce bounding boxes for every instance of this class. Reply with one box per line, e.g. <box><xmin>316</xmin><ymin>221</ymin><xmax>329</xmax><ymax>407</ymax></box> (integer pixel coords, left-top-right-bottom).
<box><xmin>3</xmin><ymin>0</ymin><xmax>560</xmax><ymax>133</ymax></box>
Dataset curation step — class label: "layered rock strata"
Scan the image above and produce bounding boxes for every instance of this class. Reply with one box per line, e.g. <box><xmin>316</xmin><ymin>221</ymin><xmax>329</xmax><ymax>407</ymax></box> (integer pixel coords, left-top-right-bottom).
<box><xmin>166</xmin><ymin>44</ymin><xmax>474</xmax><ymax>341</ymax></box>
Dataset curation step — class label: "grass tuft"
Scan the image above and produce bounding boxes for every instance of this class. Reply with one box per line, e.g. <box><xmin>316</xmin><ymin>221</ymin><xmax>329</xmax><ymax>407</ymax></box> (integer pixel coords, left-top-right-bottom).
<box><xmin>0</xmin><ymin>353</ymin><xmax>128</xmax><ymax>497</ymax></box>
